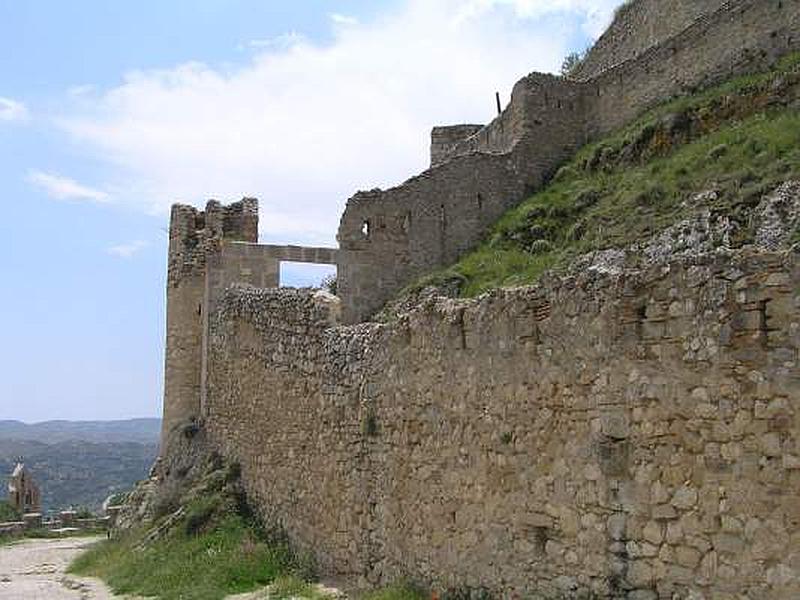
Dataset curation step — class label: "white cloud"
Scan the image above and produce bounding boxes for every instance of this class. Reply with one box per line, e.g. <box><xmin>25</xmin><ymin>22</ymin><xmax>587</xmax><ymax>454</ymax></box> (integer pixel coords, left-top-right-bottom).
<box><xmin>59</xmin><ymin>0</ymin><xmax>622</xmax><ymax>245</ymax></box>
<box><xmin>27</xmin><ymin>170</ymin><xmax>110</xmax><ymax>203</ymax></box>
<box><xmin>245</xmin><ymin>33</ymin><xmax>306</xmax><ymax>51</ymax></box>
<box><xmin>108</xmin><ymin>240</ymin><xmax>148</xmax><ymax>258</ymax></box>
<box><xmin>0</xmin><ymin>97</ymin><xmax>29</xmax><ymax>122</ymax></box>
<box><xmin>454</xmin><ymin>0</ymin><xmax>620</xmax><ymax>37</ymax></box>
<box><xmin>330</xmin><ymin>13</ymin><xmax>359</xmax><ymax>26</ymax></box>
<box><xmin>67</xmin><ymin>84</ymin><xmax>97</xmax><ymax>98</ymax></box>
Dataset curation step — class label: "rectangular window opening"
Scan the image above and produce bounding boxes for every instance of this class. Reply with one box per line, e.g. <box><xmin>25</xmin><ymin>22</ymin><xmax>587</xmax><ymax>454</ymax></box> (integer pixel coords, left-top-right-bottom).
<box><xmin>279</xmin><ymin>262</ymin><xmax>337</xmax><ymax>292</ymax></box>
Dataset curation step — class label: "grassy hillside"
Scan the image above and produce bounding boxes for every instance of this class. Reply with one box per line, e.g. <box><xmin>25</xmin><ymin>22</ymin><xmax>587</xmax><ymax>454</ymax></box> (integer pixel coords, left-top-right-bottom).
<box><xmin>70</xmin><ymin>454</ymin><xmax>428</xmax><ymax>600</ymax></box>
<box><xmin>410</xmin><ymin>54</ymin><xmax>800</xmax><ymax>298</ymax></box>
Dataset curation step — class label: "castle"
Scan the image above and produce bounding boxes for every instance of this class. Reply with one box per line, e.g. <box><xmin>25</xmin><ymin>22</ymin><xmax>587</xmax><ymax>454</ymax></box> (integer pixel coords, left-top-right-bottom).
<box><xmin>158</xmin><ymin>1</ymin><xmax>800</xmax><ymax>597</ymax></box>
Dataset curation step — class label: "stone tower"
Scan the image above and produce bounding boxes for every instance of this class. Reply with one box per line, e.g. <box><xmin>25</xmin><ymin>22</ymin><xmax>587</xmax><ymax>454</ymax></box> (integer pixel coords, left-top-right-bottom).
<box><xmin>161</xmin><ymin>198</ymin><xmax>258</xmax><ymax>447</ymax></box>
<box><xmin>8</xmin><ymin>462</ymin><xmax>41</xmax><ymax>514</ymax></box>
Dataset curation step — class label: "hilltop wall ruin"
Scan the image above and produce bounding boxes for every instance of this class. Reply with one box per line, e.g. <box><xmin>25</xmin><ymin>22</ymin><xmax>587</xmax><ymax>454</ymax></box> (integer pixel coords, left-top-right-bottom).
<box><xmin>573</xmin><ymin>0</ymin><xmax>730</xmax><ymax>80</ymax></box>
<box><xmin>158</xmin><ymin>0</ymin><xmax>800</xmax><ymax>596</ymax></box>
<box><xmin>204</xmin><ymin>249</ymin><xmax>800</xmax><ymax>598</ymax></box>
<box><xmin>337</xmin><ymin>0</ymin><xmax>800</xmax><ymax>323</ymax></box>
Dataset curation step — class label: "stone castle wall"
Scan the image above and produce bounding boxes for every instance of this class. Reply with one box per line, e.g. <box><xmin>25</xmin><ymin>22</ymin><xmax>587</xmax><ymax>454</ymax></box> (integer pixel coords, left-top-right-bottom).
<box><xmin>573</xmin><ymin>0</ymin><xmax>730</xmax><ymax>80</ymax></box>
<box><xmin>159</xmin><ymin>2</ymin><xmax>800</xmax><ymax>596</ymax></box>
<box><xmin>336</xmin><ymin>0</ymin><xmax>800</xmax><ymax>323</ymax></box>
<box><xmin>204</xmin><ymin>250</ymin><xmax>800</xmax><ymax>598</ymax></box>
<box><xmin>162</xmin><ymin>198</ymin><xmax>339</xmax><ymax>443</ymax></box>
<box><xmin>430</xmin><ymin>125</ymin><xmax>483</xmax><ymax>167</ymax></box>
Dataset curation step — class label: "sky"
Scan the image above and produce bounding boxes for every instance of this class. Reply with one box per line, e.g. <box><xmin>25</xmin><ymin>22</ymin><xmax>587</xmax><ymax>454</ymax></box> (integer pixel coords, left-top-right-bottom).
<box><xmin>0</xmin><ymin>0</ymin><xmax>622</xmax><ymax>423</ymax></box>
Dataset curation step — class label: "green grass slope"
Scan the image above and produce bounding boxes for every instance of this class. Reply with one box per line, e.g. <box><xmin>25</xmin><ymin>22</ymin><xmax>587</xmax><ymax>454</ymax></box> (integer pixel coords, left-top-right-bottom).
<box><xmin>411</xmin><ymin>54</ymin><xmax>800</xmax><ymax>299</ymax></box>
<box><xmin>69</xmin><ymin>460</ymin><xmax>308</xmax><ymax>600</ymax></box>
<box><xmin>68</xmin><ymin>454</ymin><xmax>429</xmax><ymax>600</ymax></box>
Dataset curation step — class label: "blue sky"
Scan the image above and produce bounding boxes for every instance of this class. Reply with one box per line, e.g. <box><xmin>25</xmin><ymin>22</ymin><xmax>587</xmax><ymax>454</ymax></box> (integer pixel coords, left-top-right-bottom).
<box><xmin>0</xmin><ymin>0</ymin><xmax>620</xmax><ymax>422</ymax></box>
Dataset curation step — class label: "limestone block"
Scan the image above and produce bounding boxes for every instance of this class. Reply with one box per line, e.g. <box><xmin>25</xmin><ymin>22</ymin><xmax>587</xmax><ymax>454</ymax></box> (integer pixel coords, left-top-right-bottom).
<box><xmin>627</xmin><ymin>590</ymin><xmax>657</xmax><ymax>600</ymax></box>
<box><xmin>699</xmin><ymin>550</ymin><xmax>718</xmax><ymax>583</ymax></box>
<box><xmin>627</xmin><ymin>561</ymin><xmax>654</xmax><ymax>588</ymax></box>
<box><xmin>712</xmin><ymin>533</ymin><xmax>745</xmax><ymax>556</ymax></box>
<box><xmin>642</xmin><ymin>520</ymin><xmax>664</xmax><ymax>545</ymax></box>
<box><xmin>666</xmin><ymin>520</ymin><xmax>684</xmax><ymax>544</ymax></box>
<box><xmin>671</xmin><ymin>486</ymin><xmax>698</xmax><ymax>510</ymax></box>
<box><xmin>653</xmin><ymin>504</ymin><xmax>678</xmax><ymax>521</ymax></box>
<box><xmin>675</xmin><ymin>545</ymin><xmax>702</xmax><ymax>569</ymax></box>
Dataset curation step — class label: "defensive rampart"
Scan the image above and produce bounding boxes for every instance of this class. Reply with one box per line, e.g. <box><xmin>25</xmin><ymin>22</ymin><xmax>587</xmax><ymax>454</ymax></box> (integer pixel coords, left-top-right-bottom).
<box><xmin>204</xmin><ymin>249</ymin><xmax>800</xmax><ymax>598</ymax></box>
<box><xmin>573</xmin><ymin>0</ymin><xmax>730</xmax><ymax>80</ymax></box>
<box><xmin>337</xmin><ymin>0</ymin><xmax>800</xmax><ymax>323</ymax></box>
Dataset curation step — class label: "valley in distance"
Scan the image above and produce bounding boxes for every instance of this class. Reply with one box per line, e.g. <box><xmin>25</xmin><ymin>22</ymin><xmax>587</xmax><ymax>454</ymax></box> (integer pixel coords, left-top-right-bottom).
<box><xmin>0</xmin><ymin>418</ymin><xmax>159</xmax><ymax>513</ymax></box>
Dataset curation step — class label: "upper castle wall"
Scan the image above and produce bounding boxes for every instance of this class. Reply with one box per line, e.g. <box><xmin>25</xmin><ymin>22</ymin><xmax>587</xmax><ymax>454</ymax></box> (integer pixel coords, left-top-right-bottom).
<box><xmin>573</xmin><ymin>0</ymin><xmax>729</xmax><ymax>80</ymax></box>
<box><xmin>337</xmin><ymin>0</ymin><xmax>800</xmax><ymax>323</ymax></box>
<box><xmin>590</xmin><ymin>0</ymin><xmax>800</xmax><ymax>136</ymax></box>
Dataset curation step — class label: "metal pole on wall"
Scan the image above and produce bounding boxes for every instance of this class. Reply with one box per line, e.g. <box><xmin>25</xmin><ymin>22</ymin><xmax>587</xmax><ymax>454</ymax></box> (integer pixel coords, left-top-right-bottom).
<box><xmin>495</xmin><ymin>92</ymin><xmax>502</xmax><ymax>115</ymax></box>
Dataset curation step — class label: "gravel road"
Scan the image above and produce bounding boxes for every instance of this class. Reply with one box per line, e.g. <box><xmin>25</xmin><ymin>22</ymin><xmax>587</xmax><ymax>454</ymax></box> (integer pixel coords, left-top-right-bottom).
<box><xmin>0</xmin><ymin>536</ymin><xmax>122</xmax><ymax>599</ymax></box>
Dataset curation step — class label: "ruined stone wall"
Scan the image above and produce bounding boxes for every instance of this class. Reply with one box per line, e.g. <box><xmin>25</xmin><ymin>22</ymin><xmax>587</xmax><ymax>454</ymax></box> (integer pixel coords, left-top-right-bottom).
<box><xmin>589</xmin><ymin>0</ymin><xmax>800</xmax><ymax>136</ymax></box>
<box><xmin>337</xmin><ymin>154</ymin><xmax>527</xmax><ymax>323</ymax></box>
<box><xmin>430</xmin><ymin>125</ymin><xmax>483</xmax><ymax>167</ymax></box>
<box><xmin>205</xmin><ymin>242</ymin><xmax>338</xmax><ymax>317</ymax></box>
<box><xmin>337</xmin><ymin>0</ymin><xmax>800</xmax><ymax>323</ymax></box>
<box><xmin>205</xmin><ymin>249</ymin><xmax>800</xmax><ymax>598</ymax></box>
<box><xmin>338</xmin><ymin>75</ymin><xmax>590</xmax><ymax>323</ymax></box>
<box><xmin>199</xmin><ymin>242</ymin><xmax>339</xmax><ymax>414</ymax></box>
<box><xmin>573</xmin><ymin>0</ymin><xmax>729</xmax><ymax>80</ymax></box>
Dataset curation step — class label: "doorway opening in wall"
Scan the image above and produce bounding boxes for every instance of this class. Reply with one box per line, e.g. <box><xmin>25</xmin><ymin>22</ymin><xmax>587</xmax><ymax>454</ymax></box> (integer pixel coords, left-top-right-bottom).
<box><xmin>279</xmin><ymin>262</ymin><xmax>337</xmax><ymax>295</ymax></box>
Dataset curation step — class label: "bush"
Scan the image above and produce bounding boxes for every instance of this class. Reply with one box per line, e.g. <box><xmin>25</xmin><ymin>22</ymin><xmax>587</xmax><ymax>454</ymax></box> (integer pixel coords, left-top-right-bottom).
<box><xmin>184</xmin><ymin>495</ymin><xmax>222</xmax><ymax>536</ymax></box>
<box><xmin>320</xmin><ymin>274</ymin><xmax>337</xmax><ymax>295</ymax></box>
<box><xmin>75</xmin><ymin>507</ymin><xmax>94</xmax><ymax>520</ymax></box>
<box><xmin>442</xmin><ymin>588</ymin><xmax>494</xmax><ymax>600</ymax></box>
<box><xmin>107</xmin><ymin>492</ymin><xmax>130</xmax><ymax>507</ymax></box>
<box><xmin>560</xmin><ymin>51</ymin><xmax>585</xmax><ymax>77</ymax></box>
<box><xmin>0</xmin><ymin>500</ymin><xmax>20</xmax><ymax>522</ymax></box>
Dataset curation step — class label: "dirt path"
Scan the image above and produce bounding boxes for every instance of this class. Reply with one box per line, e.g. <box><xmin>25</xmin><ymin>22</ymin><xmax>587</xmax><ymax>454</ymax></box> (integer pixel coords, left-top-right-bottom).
<box><xmin>0</xmin><ymin>536</ymin><xmax>123</xmax><ymax>600</ymax></box>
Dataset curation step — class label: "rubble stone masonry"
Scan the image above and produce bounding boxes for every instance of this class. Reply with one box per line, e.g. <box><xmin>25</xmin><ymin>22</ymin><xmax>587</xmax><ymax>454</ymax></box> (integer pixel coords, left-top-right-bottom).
<box><xmin>204</xmin><ymin>249</ymin><xmax>800</xmax><ymax>598</ymax></box>
<box><xmin>158</xmin><ymin>1</ymin><xmax>800</xmax><ymax>596</ymax></box>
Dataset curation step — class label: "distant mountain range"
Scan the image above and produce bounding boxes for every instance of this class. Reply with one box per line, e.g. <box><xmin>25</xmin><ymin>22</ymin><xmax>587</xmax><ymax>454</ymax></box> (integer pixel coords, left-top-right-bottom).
<box><xmin>0</xmin><ymin>418</ymin><xmax>160</xmax><ymax>444</ymax></box>
<box><xmin>0</xmin><ymin>419</ymin><xmax>160</xmax><ymax>514</ymax></box>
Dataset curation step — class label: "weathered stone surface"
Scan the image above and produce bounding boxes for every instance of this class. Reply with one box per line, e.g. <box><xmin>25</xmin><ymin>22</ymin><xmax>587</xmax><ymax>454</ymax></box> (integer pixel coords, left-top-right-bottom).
<box><xmin>155</xmin><ymin>2</ymin><xmax>800</xmax><ymax>597</ymax></box>
<box><xmin>195</xmin><ymin>248</ymin><xmax>800</xmax><ymax>598</ymax></box>
<box><xmin>671</xmin><ymin>486</ymin><xmax>698</xmax><ymax>511</ymax></box>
